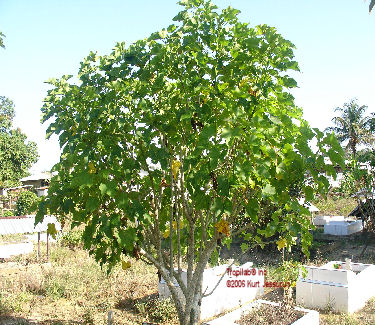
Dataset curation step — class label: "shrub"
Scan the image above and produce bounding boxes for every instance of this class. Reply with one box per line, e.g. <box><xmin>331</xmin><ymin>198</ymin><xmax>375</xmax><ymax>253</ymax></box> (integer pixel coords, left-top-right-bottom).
<box><xmin>2</xmin><ymin>210</ymin><xmax>14</xmax><ymax>217</ymax></box>
<box><xmin>135</xmin><ymin>297</ymin><xmax>177</xmax><ymax>323</ymax></box>
<box><xmin>59</xmin><ymin>229</ymin><xmax>84</xmax><ymax>249</ymax></box>
<box><xmin>272</xmin><ymin>260</ymin><xmax>307</xmax><ymax>304</ymax></box>
<box><xmin>15</xmin><ymin>190</ymin><xmax>38</xmax><ymax>216</ymax></box>
<box><xmin>273</xmin><ymin>260</ymin><xmax>306</xmax><ymax>287</ymax></box>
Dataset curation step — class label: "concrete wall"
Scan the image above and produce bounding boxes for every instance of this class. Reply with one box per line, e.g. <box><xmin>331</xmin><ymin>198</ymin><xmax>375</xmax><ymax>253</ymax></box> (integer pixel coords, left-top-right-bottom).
<box><xmin>159</xmin><ymin>262</ymin><xmax>264</xmax><ymax>320</ymax></box>
<box><xmin>296</xmin><ymin>262</ymin><xmax>375</xmax><ymax>313</ymax></box>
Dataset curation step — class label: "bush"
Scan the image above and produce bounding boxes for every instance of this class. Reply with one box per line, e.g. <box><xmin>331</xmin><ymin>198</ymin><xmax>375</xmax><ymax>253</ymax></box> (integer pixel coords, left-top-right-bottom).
<box><xmin>59</xmin><ymin>229</ymin><xmax>84</xmax><ymax>249</ymax></box>
<box><xmin>2</xmin><ymin>210</ymin><xmax>14</xmax><ymax>217</ymax></box>
<box><xmin>15</xmin><ymin>190</ymin><xmax>38</xmax><ymax>216</ymax></box>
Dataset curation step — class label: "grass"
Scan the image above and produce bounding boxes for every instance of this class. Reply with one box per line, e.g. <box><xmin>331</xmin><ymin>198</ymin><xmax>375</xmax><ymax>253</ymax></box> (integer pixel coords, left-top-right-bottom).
<box><xmin>320</xmin><ymin>297</ymin><xmax>375</xmax><ymax>324</ymax></box>
<box><xmin>0</xmin><ymin>241</ymin><xmax>177</xmax><ymax>324</ymax></box>
<box><xmin>313</xmin><ymin>195</ymin><xmax>357</xmax><ymax>216</ymax></box>
<box><xmin>2</xmin><ymin>218</ymin><xmax>375</xmax><ymax>324</ymax></box>
<box><xmin>0</xmin><ymin>233</ymin><xmax>28</xmax><ymax>244</ymax></box>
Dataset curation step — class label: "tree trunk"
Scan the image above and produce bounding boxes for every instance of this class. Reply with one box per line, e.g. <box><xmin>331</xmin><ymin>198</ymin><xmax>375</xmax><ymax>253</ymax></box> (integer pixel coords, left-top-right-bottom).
<box><xmin>189</xmin><ymin>290</ymin><xmax>202</xmax><ymax>325</ymax></box>
<box><xmin>351</xmin><ymin>140</ymin><xmax>357</xmax><ymax>158</ymax></box>
<box><xmin>182</xmin><ymin>282</ymin><xmax>202</xmax><ymax>325</ymax></box>
<box><xmin>179</xmin><ymin>240</ymin><xmax>217</xmax><ymax>325</ymax></box>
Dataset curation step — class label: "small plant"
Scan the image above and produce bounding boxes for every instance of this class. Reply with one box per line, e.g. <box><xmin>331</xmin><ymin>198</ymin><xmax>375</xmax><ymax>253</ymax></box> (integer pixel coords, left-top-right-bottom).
<box><xmin>82</xmin><ymin>306</ymin><xmax>95</xmax><ymax>324</ymax></box>
<box><xmin>135</xmin><ymin>297</ymin><xmax>177</xmax><ymax>323</ymax></box>
<box><xmin>15</xmin><ymin>190</ymin><xmax>38</xmax><ymax>216</ymax></box>
<box><xmin>45</xmin><ymin>275</ymin><xmax>67</xmax><ymax>299</ymax></box>
<box><xmin>333</xmin><ymin>263</ymin><xmax>342</xmax><ymax>269</ymax></box>
<box><xmin>0</xmin><ymin>291</ymin><xmax>11</xmax><ymax>315</ymax></box>
<box><xmin>59</xmin><ymin>229</ymin><xmax>84</xmax><ymax>249</ymax></box>
<box><xmin>273</xmin><ymin>260</ymin><xmax>307</xmax><ymax>305</ymax></box>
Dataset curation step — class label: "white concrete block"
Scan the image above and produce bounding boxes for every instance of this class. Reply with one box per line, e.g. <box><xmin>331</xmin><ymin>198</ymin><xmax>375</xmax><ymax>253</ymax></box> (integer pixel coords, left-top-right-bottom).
<box><xmin>324</xmin><ymin>220</ymin><xmax>363</xmax><ymax>236</ymax></box>
<box><xmin>297</xmin><ymin>261</ymin><xmax>375</xmax><ymax>313</ymax></box>
<box><xmin>158</xmin><ymin>263</ymin><xmax>264</xmax><ymax>321</ymax></box>
<box><xmin>296</xmin><ymin>280</ymin><xmax>312</xmax><ymax>307</ymax></box>
<box><xmin>328</xmin><ymin>285</ymin><xmax>349</xmax><ymax>312</ymax></box>
<box><xmin>313</xmin><ymin>215</ymin><xmax>344</xmax><ymax>226</ymax></box>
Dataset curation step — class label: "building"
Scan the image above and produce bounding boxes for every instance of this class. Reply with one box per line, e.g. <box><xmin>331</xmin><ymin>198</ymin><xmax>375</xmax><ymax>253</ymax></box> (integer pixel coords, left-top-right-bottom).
<box><xmin>20</xmin><ymin>172</ymin><xmax>51</xmax><ymax>197</ymax></box>
<box><xmin>20</xmin><ymin>172</ymin><xmax>51</xmax><ymax>188</ymax></box>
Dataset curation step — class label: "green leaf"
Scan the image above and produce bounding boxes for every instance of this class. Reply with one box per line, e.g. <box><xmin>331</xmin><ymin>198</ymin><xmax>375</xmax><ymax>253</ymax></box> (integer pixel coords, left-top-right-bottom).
<box><xmin>159</xmin><ymin>29</ymin><xmax>168</xmax><ymax>39</ymax></box>
<box><xmin>241</xmin><ymin>243</ymin><xmax>249</xmax><ymax>252</ymax></box>
<box><xmin>200</xmin><ymin>124</ymin><xmax>216</xmax><ymax>141</ymax></box>
<box><xmin>99</xmin><ymin>183</ymin><xmax>108</xmax><ymax>196</ymax></box>
<box><xmin>118</xmin><ymin>228</ymin><xmax>137</xmax><ymax>252</ymax></box>
<box><xmin>269</xmin><ymin>115</ymin><xmax>282</xmax><ymax>125</ymax></box>
<box><xmin>47</xmin><ymin>223</ymin><xmax>58</xmax><ymax>239</ymax></box>
<box><xmin>304</xmin><ymin>186</ymin><xmax>314</xmax><ymax>201</ymax></box>
<box><xmin>222</xmin><ymin>127</ymin><xmax>241</xmax><ymax>144</ymax></box>
<box><xmin>99</xmin><ymin>182</ymin><xmax>116</xmax><ymax>197</ymax></box>
<box><xmin>217</xmin><ymin>176</ymin><xmax>229</xmax><ymax>196</ymax></box>
<box><xmin>86</xmin><ymin>197</ymin><xmax>100</xmax><ymax>212</ymax></box>
<box><xmin>180</xmin><ymin>110</ymin><xmax>193</xmax><ymax>121</ymax></box>
<box><xmin>262</xmin><ymin>184</ymin><xmax>276</xmax><ymax>197</ymax></box>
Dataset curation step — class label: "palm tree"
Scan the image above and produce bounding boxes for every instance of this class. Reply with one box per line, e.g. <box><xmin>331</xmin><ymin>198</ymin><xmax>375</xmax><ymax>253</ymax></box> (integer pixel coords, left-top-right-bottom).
<box><xmin>325</xmin><ymin>99</ymin><xmax>374</xmax><ymax>158</ymax></box>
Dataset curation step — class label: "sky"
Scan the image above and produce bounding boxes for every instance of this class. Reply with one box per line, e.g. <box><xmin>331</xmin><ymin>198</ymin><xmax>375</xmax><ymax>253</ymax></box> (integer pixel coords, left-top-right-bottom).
<box><xmin>0</xmin><ymin>0</ymin><xmax>374</xmax><ymax>173</ymax></box>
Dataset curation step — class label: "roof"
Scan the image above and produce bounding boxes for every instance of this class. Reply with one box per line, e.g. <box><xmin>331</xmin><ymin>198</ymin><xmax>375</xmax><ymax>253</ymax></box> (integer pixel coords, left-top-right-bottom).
<box><xmin>1</xmin><ymin>185</ymin><xmax>32</xmax><ymax>191</ymax></box>
<box><xmin>0</xmin><ymin>215</ymin><xmax>61</xmax><ymax>235</ymax></box>
<box><xmin>20</xmin><ymin>172</ymin><xmax>51</xmax><ymax>182</ymax></box>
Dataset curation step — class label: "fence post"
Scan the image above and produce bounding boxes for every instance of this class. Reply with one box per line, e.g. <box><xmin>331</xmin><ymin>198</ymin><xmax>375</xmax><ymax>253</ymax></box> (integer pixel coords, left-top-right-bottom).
<box><xmin>37</xmin><ymin>232</ymin><xmax>40</xmax><ymax>260</ymax></box>
<box><xmin>46</xmin><ymin>232</ymin><xmax>49</xmax><ymax>260</ymax></box>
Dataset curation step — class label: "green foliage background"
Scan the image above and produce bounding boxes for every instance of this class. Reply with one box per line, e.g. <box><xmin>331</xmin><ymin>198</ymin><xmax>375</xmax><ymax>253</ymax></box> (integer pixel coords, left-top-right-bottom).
<box><xmin>15</xmin><ymin>190</ymin><xmax>38</xmax><ymax>216</ymax></box>
<box><xmin>0</xmin><ymin>96</ymin><xmax>38</xmax><ymax>188</ymax></box>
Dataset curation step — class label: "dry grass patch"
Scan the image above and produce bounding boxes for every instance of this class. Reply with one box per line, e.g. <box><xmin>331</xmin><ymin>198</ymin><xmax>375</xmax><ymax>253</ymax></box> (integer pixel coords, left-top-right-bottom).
<box><xmin>0</xmin><ymin>243</ymin><xmax>177</xmax><ymax>324</ymax></box>
<box><xmin>320</xmin><ymin>297</ymin><xmax>375</xmax><ymax>324</ymax></box>
<box><xmin>314</xmin><ymin>195</ymin><xmax>357</xmax><ymax>216</ymax></box>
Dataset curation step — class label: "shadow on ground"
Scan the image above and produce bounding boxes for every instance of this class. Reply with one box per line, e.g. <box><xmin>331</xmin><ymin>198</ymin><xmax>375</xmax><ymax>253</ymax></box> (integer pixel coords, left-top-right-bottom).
<box><xmin>0</xmin><ymin>316</ymin><xmax>84</xmax><ymax>325</ymax></box>
<box><xmin>115</xmin><ymin>292</ymin><xmax>159</xmax><ymax>312</ymax></box>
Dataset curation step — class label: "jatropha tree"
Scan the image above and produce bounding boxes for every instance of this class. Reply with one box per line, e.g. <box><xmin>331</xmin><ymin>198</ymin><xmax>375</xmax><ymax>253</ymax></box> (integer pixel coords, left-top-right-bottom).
<box><xmin>37</xmin><ymin>1</ymin><xmax>344</xmax><ymax>324</ymax></box>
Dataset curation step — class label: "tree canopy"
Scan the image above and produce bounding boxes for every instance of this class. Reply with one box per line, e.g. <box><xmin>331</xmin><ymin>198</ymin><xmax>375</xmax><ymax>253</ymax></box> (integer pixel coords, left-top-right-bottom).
<box><xmin>370</xmin><ymin>0</ymin><xmax>375</xmax><ymax>12</ymax></box>
<box><xmin>37</xmin><ymin>1</ymin><xmax>344</xmax><ymax>323</ymax></box>
<box><xmin>0</xmin><ymin>96</ymin><xmax>38</xmax><ymax>188</ymax></box>
<box><xmin>0</xmin><ymin>31</ymin><xmax>5</xmax><ymax>49</ymax></box>
<box><xmin>325</xmin><ymin>98</ymin><xmax>374</xmax><ymax>158</ymax></box>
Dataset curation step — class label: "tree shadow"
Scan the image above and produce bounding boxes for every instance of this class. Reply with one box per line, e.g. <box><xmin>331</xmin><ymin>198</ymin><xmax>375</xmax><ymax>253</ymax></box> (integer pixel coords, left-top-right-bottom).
<box><xmin>114</xmin><ymin>292</ymin><xmax>159</xmax><ymax>313</ymax></box>
<box><xmin>0</xmin><ymin>316</ymin><xmax>84</xmax><ymax>325</ymax></box>
<box><xmin>261</xmin><ymin>287</ymin><xmax>284</xmax><ymax>302</ymax></box>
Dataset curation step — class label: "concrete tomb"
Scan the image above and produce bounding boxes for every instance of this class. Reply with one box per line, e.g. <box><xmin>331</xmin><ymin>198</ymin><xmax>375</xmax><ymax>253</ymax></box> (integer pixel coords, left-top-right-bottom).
<box><xmin>158</xmin><ymin>262</ymin><xmax>264</xmax><ymax>321</ymax></box>
<box><xmin>204</xmin><ymin>299</ymin><xmax>319</xmax><ymax>325</ymax></box>
<box><xmin>324</xmin><ymin>220</ymin><xmax>363</xmax><ymax>236</ymax></box>
<box><xmin>296</xmin><ymin>260</ymin><xmax>375</xmax><ymax>313</ymax></box>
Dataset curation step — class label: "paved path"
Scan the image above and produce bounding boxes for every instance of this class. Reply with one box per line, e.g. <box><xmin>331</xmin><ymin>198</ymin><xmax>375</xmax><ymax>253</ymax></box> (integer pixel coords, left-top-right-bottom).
<box><xmin>0</xmin><ymin>242</ymin><xmax>33</xmax><ymax>258</ymax></box>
